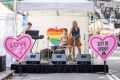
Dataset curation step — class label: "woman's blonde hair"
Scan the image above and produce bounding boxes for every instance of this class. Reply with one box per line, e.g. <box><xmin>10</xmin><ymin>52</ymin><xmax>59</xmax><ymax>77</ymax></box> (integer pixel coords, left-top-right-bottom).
<box><xmin>72</xmin><ymin>21</ymin><xmax>78</xmax><ymax>27</ymax></box>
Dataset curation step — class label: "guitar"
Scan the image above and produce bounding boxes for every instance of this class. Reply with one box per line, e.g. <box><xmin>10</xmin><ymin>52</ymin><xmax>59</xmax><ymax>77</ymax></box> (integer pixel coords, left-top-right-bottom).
<box><xmin>74</xmin><ymin>35</ymin><xmax>80</xmax><ymax>40</ymax></box>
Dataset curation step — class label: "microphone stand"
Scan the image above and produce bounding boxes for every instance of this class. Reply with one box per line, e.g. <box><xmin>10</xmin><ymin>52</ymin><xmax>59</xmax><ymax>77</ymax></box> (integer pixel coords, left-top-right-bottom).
<box><xmin>73</xmin><ymin>34</ymin><xmax>76</xmax><ymax>61</ymax></box>
<box><xmin>43</xmin><ymin>35</ymin><xmax>51</xmax><ymax>63</ymax></box>
<box><xmin>84</xmin><ymin>34</ymin><xmax>86</xmax><ymax>54</ymax></box>
<box><xmin>43</xmin><ymin>27</ymin><xmax>58</xmax><ymax>63</ymax></box>
<box><xmin>47</xmin><ymin>36</ymin><xmax>50</xmax><ymax>62</ymax></box>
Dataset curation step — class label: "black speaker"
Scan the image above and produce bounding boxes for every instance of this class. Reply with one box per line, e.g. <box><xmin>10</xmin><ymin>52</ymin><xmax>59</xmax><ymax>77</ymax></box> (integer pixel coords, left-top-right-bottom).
<box><xmin>0</xmin><ymin>56</ymin><xmax>6</xmax><ymax>72</ymax></box>
<box><xmin>54</xmin><ymin>49</ymin><xmax>65</xmax><ymax>54</ymax></box>
<box><xmin>76</xmin><ymin>54</ymin><xmax>91</xmax><ymax>65</ymax></box>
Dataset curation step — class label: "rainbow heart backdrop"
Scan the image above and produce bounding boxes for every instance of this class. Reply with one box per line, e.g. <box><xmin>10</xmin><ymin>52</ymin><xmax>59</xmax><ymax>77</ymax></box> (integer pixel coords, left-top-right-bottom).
<box><xmin>47</xmin><ymin>28</ymin><xmax>64</xmax><ymax>46</ymax></box>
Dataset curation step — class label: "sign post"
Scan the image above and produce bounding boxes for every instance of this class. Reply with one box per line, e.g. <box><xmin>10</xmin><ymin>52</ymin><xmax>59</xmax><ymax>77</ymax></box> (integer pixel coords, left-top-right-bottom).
<box><xmin>104</xmin><ymin>60</ymin><xmax>106</xmax><ymax>74</ymax></box>
<box><xmin>3</xmin><ymin>34</ymin><xmax>33</xmax><ymax>75</ymax></box>
<box><xmin>19</xmin><ymin>62</ymin><xmax>22</xmax><ymax>76</ymax></box>
<box><xmin>89</xmin><ymin>34</ymin><xmax>117</xmax><ymax>73</ymax></box>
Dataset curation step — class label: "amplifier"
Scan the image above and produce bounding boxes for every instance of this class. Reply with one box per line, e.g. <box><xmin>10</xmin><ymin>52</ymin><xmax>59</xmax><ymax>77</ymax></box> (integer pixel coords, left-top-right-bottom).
<box><xmin>76</xmin><ymin>54</ymin><xmax>91</xmax><ymax>65</ymax></box>
<box><xmin>54</xmin><ymin>49</ymin><xmax>65</xmax><ymax>54</ymax></box>
<box><xmin>52</xmin><ymin>54</ymin><xmax>67</xmax><ymax>64</ymax></box>
<box><xmin>26</xmin><ymin>53</ymin><xmax>40</xmax><ymax>64</ymax></box>
<box><xmin>0</xmin><ymin>56</ymin><xmax>6</xmax><ymax>72</ymax></box>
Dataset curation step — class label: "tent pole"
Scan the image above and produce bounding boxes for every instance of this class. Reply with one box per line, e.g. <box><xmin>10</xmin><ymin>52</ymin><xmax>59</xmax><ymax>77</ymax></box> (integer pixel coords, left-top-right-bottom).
<box><xmin>93</xmin><ymin>0</ymin><xmax>96</xmax><ymax>34</ymax></box>
<box><xmin>12</xmin><ymin>0</ymin><xmax>17</xmax><ymax>67</ymax></box>
<box><xmin>13</xmin><ymin>0</ymin><xmax>17</xmax><ymax>36</ymax></box>
<box><xmin>91</xmin><ymin>0</ymin><xmax>96</xmax><ymax>64</ymax></box>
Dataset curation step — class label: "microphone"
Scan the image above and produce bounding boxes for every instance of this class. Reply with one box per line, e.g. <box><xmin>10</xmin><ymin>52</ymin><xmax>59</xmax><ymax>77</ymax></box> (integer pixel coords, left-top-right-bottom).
<box><xmin>56</xmin><ymin>26</ymin><xmax>58</xmax><ymax>32</ymax></box>
<box><xmin>56</xmin><ymin>26</ymin><xmax>57</xmax><ymax>29</ymax></box>
<box><xmin>84</xmin><ymin>34</ymin><xmax>85</xmax><ymax>40</ymax></box>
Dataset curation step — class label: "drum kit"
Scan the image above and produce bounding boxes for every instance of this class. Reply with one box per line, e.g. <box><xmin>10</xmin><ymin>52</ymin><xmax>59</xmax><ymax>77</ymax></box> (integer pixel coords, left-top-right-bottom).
<box><xmin>40</xmin><ymin>45</ymin><xmax>70</xmax><ymax>61</ymax></box>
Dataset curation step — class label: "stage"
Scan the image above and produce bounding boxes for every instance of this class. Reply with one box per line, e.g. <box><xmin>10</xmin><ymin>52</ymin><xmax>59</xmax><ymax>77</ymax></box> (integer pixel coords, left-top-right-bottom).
<box><xmin>11</xmin><ymin>63</ymin><xmax>109</xmax><ymax>73</ymax></box>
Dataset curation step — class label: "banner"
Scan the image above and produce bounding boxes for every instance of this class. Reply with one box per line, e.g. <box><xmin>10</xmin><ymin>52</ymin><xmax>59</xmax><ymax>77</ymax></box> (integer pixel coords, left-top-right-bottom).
<box><xmin>89</xmin><ymin>34</ymin><xmax>117</xmax><ymax>61</ymax></box>
<box><xmin>22</xmin><ymin>15</ymin><xmax>27</xmax><ymax>27</ymax></box>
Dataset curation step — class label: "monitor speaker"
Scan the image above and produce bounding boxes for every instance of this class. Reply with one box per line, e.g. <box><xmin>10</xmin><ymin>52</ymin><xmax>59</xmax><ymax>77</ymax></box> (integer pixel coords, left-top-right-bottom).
<box><xmin>52</xmin><ymin>49</ymin><xmax>66</xmax><ymax>64</ymax></box>
<box><xmin>26</xmin><ymin>53</ymin><xmax>40</xmax><ymax>64</ymax></box>
<box><xmin>76</xmin><ymin>54</ymin><xmax>91</xmax><ymax>65</ymax></box>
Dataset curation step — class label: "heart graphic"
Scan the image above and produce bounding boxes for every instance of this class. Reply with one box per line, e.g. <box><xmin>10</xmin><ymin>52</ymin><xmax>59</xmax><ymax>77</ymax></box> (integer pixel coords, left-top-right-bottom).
<box><xmin>89</xmin><ymin>34</ymin><xmax>117</xmax><ymax>60</ymax></box>
<box><xmin>3</xmin><ymin>34</ymin><xmax>33</xmax><ymax>62</ymax></box>
<box><xmin>47</xmin><ymin>28</ymin><xmax>64</xmax><ymax>46</ymax></box>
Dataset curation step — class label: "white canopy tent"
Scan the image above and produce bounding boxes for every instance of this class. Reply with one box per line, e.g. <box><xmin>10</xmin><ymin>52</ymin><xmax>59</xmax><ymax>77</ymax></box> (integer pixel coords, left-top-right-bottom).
<box><xmin>15</xmin><ymin>0</ymin><xmax>94</xmax><ymax>54</ymax></box>
<box><xmin>0</xmin><ymin>2</ymin><xmax>14</xmax><ymax>67</ymax></box>
<box><xmin>16</xmin><ymin>0</ymin><xmax>94</xmax><ymax>12</ymax></box>
<box><xmin>0</xmin><ymin>2</ymin><xmax>24</xmax><ymax>67</ymax></box>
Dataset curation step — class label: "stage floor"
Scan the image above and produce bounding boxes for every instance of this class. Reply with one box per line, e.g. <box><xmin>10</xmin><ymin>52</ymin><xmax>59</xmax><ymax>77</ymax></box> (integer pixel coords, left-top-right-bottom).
<box><xmin>11</xmin><ymin>61</ymin><xmax>109</xmax><ymax>73</ymax></box>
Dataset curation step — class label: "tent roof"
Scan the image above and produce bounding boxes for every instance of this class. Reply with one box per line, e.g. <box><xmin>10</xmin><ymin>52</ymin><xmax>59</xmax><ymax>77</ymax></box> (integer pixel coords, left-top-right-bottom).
<box><xmin>24</xmin><ymin>10</ymin><xmax>89</xmax><ymax>16</ymax></box>
<box><xmin>19</xmin><ymin>0</ymin><xmax>90</xmax><ymax>3</ymax></box>
<box><xmin>16</xmin><ymin>0</ymin><xmax>94</xmax><ymax>12</ymax></box>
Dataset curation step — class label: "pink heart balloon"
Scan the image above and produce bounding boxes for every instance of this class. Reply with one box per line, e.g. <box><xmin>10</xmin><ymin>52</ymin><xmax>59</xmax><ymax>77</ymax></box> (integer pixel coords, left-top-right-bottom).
<box><xmin>89</xmin><ymin>34</ymin><xmax>117</xmax><ymax>61</ymax></box>
<box><xmin>3</xmin><ymin>34</ymin><xmax>33</xmax><ymax>62</ymax></box>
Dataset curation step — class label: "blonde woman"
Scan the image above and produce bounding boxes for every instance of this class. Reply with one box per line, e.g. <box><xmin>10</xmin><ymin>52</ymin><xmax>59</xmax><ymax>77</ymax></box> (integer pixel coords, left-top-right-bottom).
<box><xmin>68</xmin><ymin>21</ymin><xmax>82</xmax><ymax>61</ymax></box>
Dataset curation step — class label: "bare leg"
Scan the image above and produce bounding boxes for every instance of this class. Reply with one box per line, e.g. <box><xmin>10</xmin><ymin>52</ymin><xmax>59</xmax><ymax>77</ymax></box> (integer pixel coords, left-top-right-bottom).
<box><xmin>73</xmin><ymin>38</ymin><xmax>76</xmax><ymax>61</ymax></box>
<box><xmin>77</xmin><ymin>46</ymin><xmax>81</xmax><ymax>54</ymax></box>
<box><xmin>69</xmin><ymin>46</ymin><xmax>73</xmax><ymax>61</ymax></box>
<box><xmin>72</xmin><ymin>48</ymin><xmax>75</xmax><ymax>61</ymax></box>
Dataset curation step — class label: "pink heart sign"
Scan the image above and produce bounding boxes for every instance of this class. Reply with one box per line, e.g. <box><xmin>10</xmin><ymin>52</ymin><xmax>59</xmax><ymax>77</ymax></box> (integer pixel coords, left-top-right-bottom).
<box><xmin>89</xmin><ymin>34</ymin><xmax>117</xmax><ymax>61</ymax></box>
<box><xmin>3</xmin><ymin>34</ymin><xmax>33</xmax><ymax>62</ymax></box>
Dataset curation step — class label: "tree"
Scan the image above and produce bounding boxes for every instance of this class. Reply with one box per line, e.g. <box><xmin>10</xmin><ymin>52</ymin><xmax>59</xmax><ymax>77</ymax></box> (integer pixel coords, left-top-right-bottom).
<box><xmin>0</xmin><ymin>0</ymin><xmax>13</xmax><ymax>10</ymax></box>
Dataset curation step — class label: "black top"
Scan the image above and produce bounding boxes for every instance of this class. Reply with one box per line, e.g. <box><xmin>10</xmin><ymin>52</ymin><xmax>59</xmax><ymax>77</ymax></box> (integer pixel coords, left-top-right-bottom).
<box><xmin>71</xmin><ymin>27</ymin><xmax>80</xmax><ymax>40</ymax></box>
